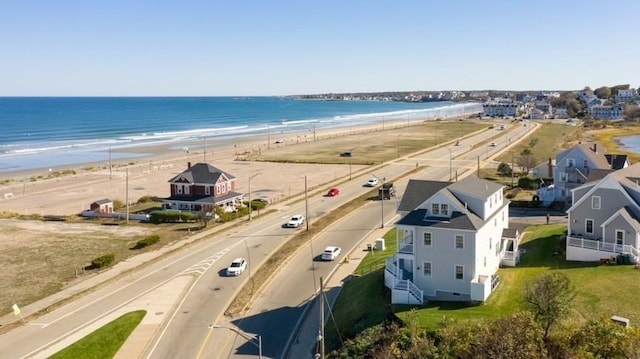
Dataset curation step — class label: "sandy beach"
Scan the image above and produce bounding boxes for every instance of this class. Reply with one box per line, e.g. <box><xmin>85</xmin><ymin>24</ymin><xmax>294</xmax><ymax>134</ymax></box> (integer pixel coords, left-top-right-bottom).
<box><xmin>0</xmin><ymin>117</ymin><xmax>444</xmax><ymax>216</ymax></box>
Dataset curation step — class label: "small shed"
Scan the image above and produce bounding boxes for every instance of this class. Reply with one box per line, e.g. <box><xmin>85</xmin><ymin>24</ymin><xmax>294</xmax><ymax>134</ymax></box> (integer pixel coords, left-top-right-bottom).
<box><xmin>90</xmin><ymin>199</ymin><xmax>114</xmax><ymax>213</ymax></box>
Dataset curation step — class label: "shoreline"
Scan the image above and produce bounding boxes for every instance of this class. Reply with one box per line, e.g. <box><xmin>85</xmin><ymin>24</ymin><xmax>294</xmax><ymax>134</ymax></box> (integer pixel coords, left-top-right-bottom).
<box><xmin>0</xmin><ymin>114</ymin><xmax>468</xmax><ymax>185</ymax></box>
<box><xmin>0</xmin><ymin>116</ymin><xmax>464</xmax><ymax>215</ymax></box>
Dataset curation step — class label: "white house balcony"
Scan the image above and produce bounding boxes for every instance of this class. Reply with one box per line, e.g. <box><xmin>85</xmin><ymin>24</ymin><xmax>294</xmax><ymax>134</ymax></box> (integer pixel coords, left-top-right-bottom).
<box><xmin>398</xmin><ymin>237</ymin><xmax>414</xmax><ymax>255</ymax></box>
<box><xmin>567</xmin><ymin>235</ymin><xmax>639</xmax><ymax>263</ymax></box>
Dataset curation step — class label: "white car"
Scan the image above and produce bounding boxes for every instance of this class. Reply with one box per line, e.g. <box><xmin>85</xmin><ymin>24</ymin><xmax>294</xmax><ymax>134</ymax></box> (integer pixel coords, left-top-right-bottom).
<box><xmin>285</xmin><ymin>214</ymin><xmax>305</xmax><ymax>228</ymax></box>
<box><xmin>275</xmin><ymin>139</ymin><xmax>284</xmax><ymax>144</ymax></box>
<box><xmin>489</xmin><ymin>142</ymin><xmax>497</xmax><ymax>147</ymax></box>
<box><xmin>364</xmin><ymin>177</ymin><xmax>379</xmax><ymax>187</ymax></box>
<box><xmin>226</xmin><ymin>257</ymin><xmax>247</xmax><ymax>276</ymax></box>
<box><xmin>321</xmin><ymin>246</ymin><xmax>342</xmax><ymax>261</ymax></box>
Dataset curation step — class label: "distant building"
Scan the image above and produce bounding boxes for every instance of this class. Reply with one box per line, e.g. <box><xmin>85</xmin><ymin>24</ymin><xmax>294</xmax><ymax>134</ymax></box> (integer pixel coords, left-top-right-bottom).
<box><xmin>554</xmin><ymin>107</ymin><xmax>569</xmax><ymax>119</ymax></box>
<box><xmin>589</xmin><ymin>104</ymin><xmax>623</xmax><ymax>119</ymax></box>
<box><xmin>482</xmin><ymin>98</ymin><xmax>521</xmax><ymax>117</ymax></box>
<box><xmin>90</xmin><ymin>199</ymin><xmax>114</xmax><ymax>213</ymax></box>
<box><xmin>615</xmin><ymin>88</ymin><xmax>637</xmax><ymax>103</ymax></box>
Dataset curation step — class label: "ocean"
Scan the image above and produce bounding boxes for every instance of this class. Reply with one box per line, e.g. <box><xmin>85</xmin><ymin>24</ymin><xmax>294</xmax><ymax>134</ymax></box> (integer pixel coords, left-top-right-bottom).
<box><xmin>0</xmin><ymin>97</ymin><xmax>481</xmax><ymax>173</ymax></box>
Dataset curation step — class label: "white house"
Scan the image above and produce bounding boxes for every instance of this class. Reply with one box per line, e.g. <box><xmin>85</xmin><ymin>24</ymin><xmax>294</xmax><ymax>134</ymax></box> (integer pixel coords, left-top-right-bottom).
<box><xmin>384</xmin><ymin>176</ymin><xmax>517</xmax><ymax>304</ymax></box>
<box><xmin>615</xmin><ymin>88</ymin><xmax>636</xmax><ymax>103</ymax></box>
<box><xmin>482</xmin><ymin>98</ymin><xmax>521</xmax><ymax>117</ymax></box>
<box><xmin>566</xmin><ymin>163</ymin><xmax>640</xmax><ymax>263</ymax></box>
<box><xmin>589</xmin><ymin>104</ymin><xmax>623</xmax><ymax>120</ymax></box>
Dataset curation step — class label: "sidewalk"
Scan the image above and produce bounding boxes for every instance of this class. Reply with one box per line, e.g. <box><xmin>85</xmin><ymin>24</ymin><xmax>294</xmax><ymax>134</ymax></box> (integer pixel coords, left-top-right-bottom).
<box><xmin>286</xmin><ymin>225</ymin><xmax>391</xmax><ymax>359</ymax></box>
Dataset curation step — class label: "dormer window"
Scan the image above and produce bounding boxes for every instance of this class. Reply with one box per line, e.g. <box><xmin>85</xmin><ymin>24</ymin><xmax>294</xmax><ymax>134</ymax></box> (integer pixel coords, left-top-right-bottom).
<box><xmin>432</xmin><ymin>203</ymin><xmax>440</xmax><ymax>216</ymax></box>
<box><xmin>591</xmin><ymin>196</ymin><xmax>601</xmax><ymax>210</ymax></box>
<box><xmin>441</xmin><ymin>204</ymin><xmax>449</xmax><ymax>216</ymax></box>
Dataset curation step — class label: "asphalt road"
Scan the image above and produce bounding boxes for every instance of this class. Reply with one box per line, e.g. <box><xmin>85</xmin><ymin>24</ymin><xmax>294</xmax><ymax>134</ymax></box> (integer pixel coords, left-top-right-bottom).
<box><xmin>0</xmin><ymin>120</ymin><xmax>536</xmax><ymax>358</ymax></box>
<box><xmin>208</xmin><ymin>122</ymin><xmax>538</xmax><ymax>358</ymax></box>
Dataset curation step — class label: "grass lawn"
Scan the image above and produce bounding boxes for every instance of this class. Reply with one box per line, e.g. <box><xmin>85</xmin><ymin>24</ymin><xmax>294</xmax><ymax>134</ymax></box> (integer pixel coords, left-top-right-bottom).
<box><xmin>353</xmin><ymin>230</ymin><xmax>398</xmax><ymax>275</ymax></box>
<box><xmin>247</xmin><ymin>121</ymin><xmax>488</xmax><ymax>165</ymax></box>
<box><xmin>50</xmin><ymin>310</ymin><xmax>146</xmax><ymax>359</ymax></box>
<box><xmin>325</xmin><ymin>229</ymin><xmax>397</xmax><ymax>351</ymax></box>
<box><xmin>494</xmin><ymin>122</ymin><xmax>583</xmax><ymax>170</ymax></box>
<box><xmin>328</xmin><ymin>223</ymin><xmax>640</xmax><ymax>346</ymax></box>
<box><xmin>395</xmin><ymin>224</ymin><xmax>640</xmax><ymax>330</ymax></box>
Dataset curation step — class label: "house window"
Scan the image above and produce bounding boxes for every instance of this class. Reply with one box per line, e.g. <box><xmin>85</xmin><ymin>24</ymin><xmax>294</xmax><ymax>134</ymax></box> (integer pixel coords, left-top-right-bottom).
<box><xmin>591</xmin><ymin>196</ymin><xmax>601</xmax><ymax>210</ymax></box>
<box><xmin>216</xmin><ymin>184</ymin><xmax>221</xmax><ymax>194</ymax></box>
<box><xmin>455</xmin><ymin>265</ymin><xmax>464</xmax><ymax>280</ymax></box>
<box><xmin>489</xmin><ymin>237</ymin><xmax>492</xmax><ymax>250</ymax></box>
<box><xmin>583</xmin><ymin>159</ymin><xmax>589</xmax><ymax>168</ymax></box>
<box><xmin>205</xmin><ymin>186</ymin><xmax>210</xmax><ymax>195</ymax></box>
<box><xmin>184</xmin><ymin>185</ymin><xmax>189</xmax><ymax>195</ymax></box>
<box><xmin>221</xmin><ymin>183</ymin><xmax>227</xmax><ymax>192</ymax></box>
<box><xmin>484</xmin><ymin>256</ymin><xmax>487</xmax><ymax>268</ymax></box>
<box><xmin>432</xmin><ymin>203</ymin><xmax>440</xmax><ymax>215</ymax></box>
<box><xmin>455</xmin><ymin>235</ymin><xmax>464</xmax><ymax>249</ymax></box>
<box><xmin>489</xmin><ymin>197</ymin><xmax>492</xmax><ymax>208</ymax></box>
<box><xmin>560</xmin><ymin>172</ymin><xmax>567</xmax><ymax>181</ymax></box>
<box><xmin>423</xmin><ymin>262</ymin><xmax>432</xmax><ymax>276</ymax></box>
<box><xmin>176</xmin><ymin>185</ymin><xmax>182</xmax><ymax>194</ymax></box>
<box><xmin>585</xmin><ymin>219</ymin><xmax>594</xmax><ymax>234</ymax></box>
<box><xmin>567</xmin><ymin>158</ymin><xmax>575</xmax><ymax>168</ymax></box>
<box><xmin>441</xmin><ymin>204</ymin><xmax>449</xmax><ymax>216</ymax></box>
<box><xmin>616</xmin><ymin>230</ymin><xmax>624</xmax><ymax>245</ymax></box>
<box><xmin>423</xmin><ymin>232</ymin><xmax>432</xmax><ymax>246</ymax></box>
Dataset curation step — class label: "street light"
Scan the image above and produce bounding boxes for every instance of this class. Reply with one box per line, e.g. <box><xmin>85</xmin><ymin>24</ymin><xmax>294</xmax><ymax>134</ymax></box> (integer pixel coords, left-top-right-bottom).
<box><xmin>209</xmin><ymin>325</ymin><xmax>262</xmax><ymax>359</ymax></box>
<box><xmin>248</xmin><ymin>173</ymin><xmax>261</xmax><ymax>221</ymax></box>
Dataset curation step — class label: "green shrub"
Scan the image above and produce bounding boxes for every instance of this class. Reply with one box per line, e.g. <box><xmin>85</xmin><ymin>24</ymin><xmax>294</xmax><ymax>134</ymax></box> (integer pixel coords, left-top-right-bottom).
<box><xmin>113</xmin><ymin>199</ymin><xmax>125</xmax><ymax>211</ymax></box>
<box><xmin>137</xmin><ymin>195</ymin><xmax>155</xmax><ymax>204</ymax></box>
<box><xmin>91</xmin><ymin>253</ymin><xmax>115</xmax><ymax>268</ymax></box>
<box><xmin>518</xmin><ymin>177</ymin><xmax>539</xmax><ymax>190</ymax></box>
<box><xmin>149</xmin><ymin>210</ymin><xmax>198</xmax><ymax>223</ymax></box>
<box><xmin>133</xmin><ymin>234</ymin><xmax>160</xmax><ymax>249</ymax></box>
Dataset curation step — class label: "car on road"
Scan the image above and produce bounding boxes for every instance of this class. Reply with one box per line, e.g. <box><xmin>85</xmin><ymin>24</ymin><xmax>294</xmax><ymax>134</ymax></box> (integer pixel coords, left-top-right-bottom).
<box><xmin>226</xmin><ymin>257</ymin><xmax>247</xmax><ymax>276</ymax></box>
<box><xmin>364</xmin><ymin>177</ymin><xmax>379</xmax><ymax>187</ymax></box>
<box><xmin>321</xmin><ymin>246</ymin><xmax>341</xmax><ymax>261</ymax></box>
<box><xmin>275</xmin><ymin>139</ymin><xmax>284</xmax><ymax>144</ymax></box>
<box><xmin>327</xmin><ymin>188</ymin><xmax>340</xmax><ymax>196</ymax></box>
<box><xmin>339</xmin><ymin>151</ymin><xmax>352</xmax><ymax>157</ymax></box>
<box><xmin>489</xmin><ymin>142</ymin><xmax>497</xmax><ymax>147</ymax></box>
<box><xmin>285</xmin><ymin>214</ymin><xmax>305</xmax><ymax>228</ymax></box>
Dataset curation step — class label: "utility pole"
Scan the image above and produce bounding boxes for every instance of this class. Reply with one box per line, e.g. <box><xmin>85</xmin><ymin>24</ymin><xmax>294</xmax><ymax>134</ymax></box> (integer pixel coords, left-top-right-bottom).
<box><xmin>305</xmin><ymin>176</ymin><xmax>309</xmax><ymax>231</ymax></box>
<box><xmin>511</xmin><ymin>151</ymin><xmax>515</xmax><ymax>188</ymax></box>
<box><xmin>109</xmin><ymin>147</ymin><xmax>112</xmax><ymax>180</ymax></box>
<box><xmin>319</xmin><ymin>276</ymin><xmax>325</xmax><ymax>359</ymax></box>
<box><xmin>477</xmin><ymin>156</ymin><xmax>480</xmax><ymax>177</ymax></box>
<box><xmin>125</xmin><ymin>168</ymin><xmax>129</xmax><ymax>224</ymax></box>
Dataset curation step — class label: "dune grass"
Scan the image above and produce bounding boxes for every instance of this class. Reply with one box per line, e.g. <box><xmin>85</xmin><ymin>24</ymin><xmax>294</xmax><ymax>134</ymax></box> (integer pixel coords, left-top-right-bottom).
<box><xmin>50</xmin><ymin>310</ymin><xmax>146</xmax><ymax>359</ymax></box>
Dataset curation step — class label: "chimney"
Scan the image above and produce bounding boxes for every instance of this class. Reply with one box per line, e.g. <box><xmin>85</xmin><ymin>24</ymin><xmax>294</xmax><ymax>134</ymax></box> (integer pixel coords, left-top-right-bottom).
<box><xmin>548</xmin><ymin>158</ymin><xmax>553</xmax><ymax>177</ymax></box>
<box><xmin>187</xmin><ymin>161</ymin><xmax>191</xmax><ymax>169</ymax></box>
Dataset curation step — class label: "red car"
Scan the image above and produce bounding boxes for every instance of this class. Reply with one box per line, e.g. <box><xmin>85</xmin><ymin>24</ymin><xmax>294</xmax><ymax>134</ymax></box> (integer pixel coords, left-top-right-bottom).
<box><xmin>327</xmin><ymin>188</ymin><xmax>340</xmax><ymax>197</ymax></box>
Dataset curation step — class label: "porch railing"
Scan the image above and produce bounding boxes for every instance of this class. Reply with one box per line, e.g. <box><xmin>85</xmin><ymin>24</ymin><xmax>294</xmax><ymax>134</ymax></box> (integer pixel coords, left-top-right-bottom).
<box><xmin>568</xmin><ymin>236</ymin><xmax>638</xmax><ymax>259</ymax></box>
<box><xmin>394</xmin><ymin>279</ymin><xmax>423</xmax><ymax>304</ymax></box>
<box><xmin>398</xmin><ymin>238</ymin><xmax>414</xmax><ymax>254</ymax></box>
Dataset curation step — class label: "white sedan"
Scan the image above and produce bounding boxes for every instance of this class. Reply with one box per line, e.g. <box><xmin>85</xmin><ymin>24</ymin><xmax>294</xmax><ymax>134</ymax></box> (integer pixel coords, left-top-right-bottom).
<box><xmin>364</xmin><ymin>177</ymin><xmax>379</xmax><ymax>187</ymax></box>
<box><xmin>321</xmin><ymin>246</ymin><xmax>342</xmax><ymax>261</ymax></box>
<box><xmin>285</xmin><ymin>214</ymin><xmax>305</xmax><ymax>228</ymax></box>
<box><xmin>226</xmin><ymin>257</ymin><xmax>247</xmax><ymax>276</ymax></box>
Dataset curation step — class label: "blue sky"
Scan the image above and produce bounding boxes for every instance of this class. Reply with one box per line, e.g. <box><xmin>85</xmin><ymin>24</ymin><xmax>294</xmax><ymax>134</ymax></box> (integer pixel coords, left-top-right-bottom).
<box><xmin>1</xmin><ymin>1</ymin><xmax>638</xmax><ymax>96</ymax></box>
